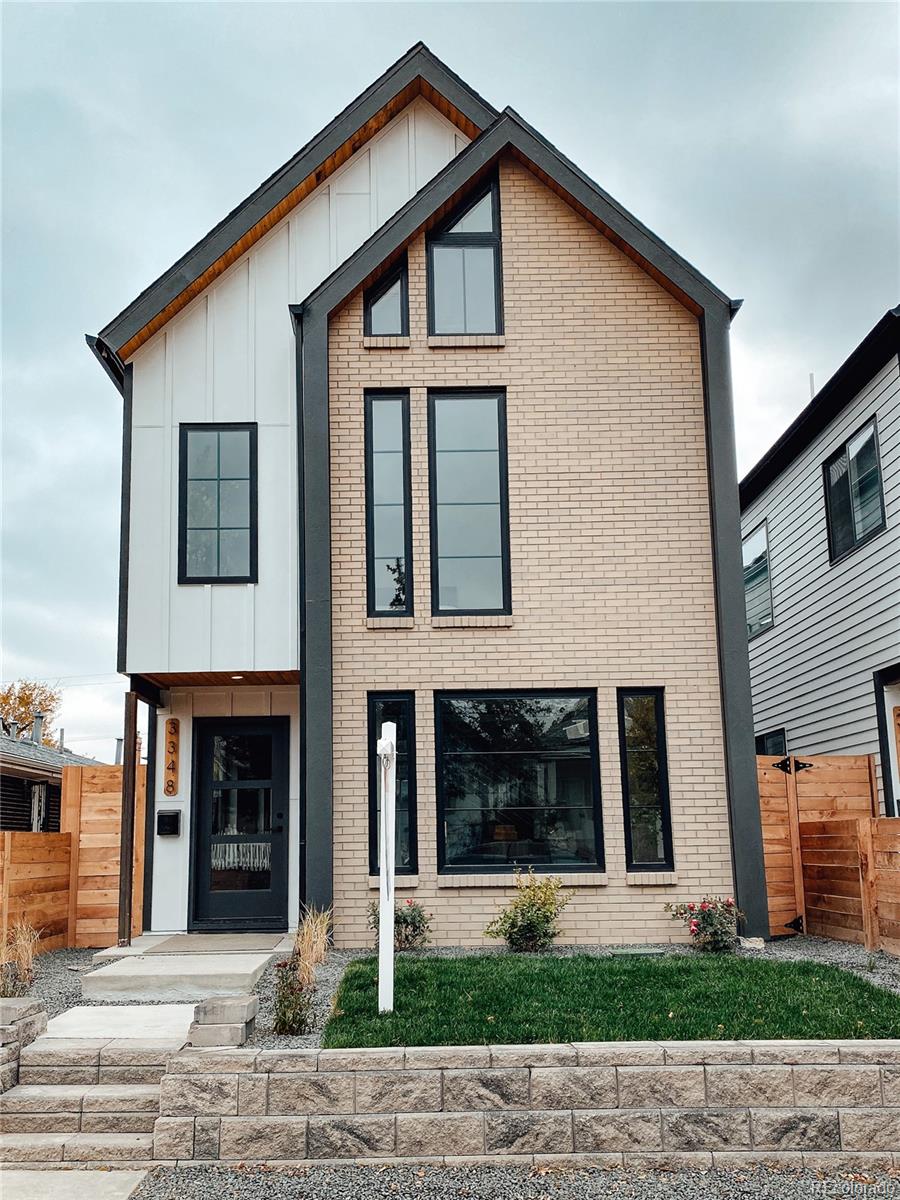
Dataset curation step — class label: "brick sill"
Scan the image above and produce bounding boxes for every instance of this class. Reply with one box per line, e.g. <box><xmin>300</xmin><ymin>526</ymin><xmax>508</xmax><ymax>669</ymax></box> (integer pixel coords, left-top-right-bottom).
<box><xmin>427</xmin><ymin>335</ymin><xmax>505</xmax><ymax>349</ymax></box>
<box><xmin>368</xmin><ymin>875</ymin><xmax>419</xmax><ymax>890</ymax></box>
<box><xmin>366</xmin><ymin>616</ymin><xmax>415</xmax><ymax>629</ymax></box>
<box><xmin>363</xmin><ymin>336</ymin><xmax>410</xmax><ymax>350</ymax></box>
<box><xmin>438</xmin><ymin>872</ymin><xmax>608</xmax><ymax>889</ymax></box>
<box><xmin>626</xmin><ymin>872</ymin><xmax>679</xmax><ymax>886</ymax></box>
<box><xmin>430</xmin><ymin>615</ymin><xmax>514</xmax><ymax>628</ymax></box>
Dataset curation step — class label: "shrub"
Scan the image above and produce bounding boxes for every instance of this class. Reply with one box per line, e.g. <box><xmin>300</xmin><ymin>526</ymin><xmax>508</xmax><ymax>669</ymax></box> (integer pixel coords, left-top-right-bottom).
<box><xmin>666</xmin><ymin>896</ymin><xmax>744</xmax><ymax>953</ymax></box>
<box><xmin>485</xmin><ymin>868</ymin><xmax>572</xmax><ymax>953</ymax></box>
<box><xmin>367</xmin><ymin>898</ymin><xmax>432</xmax><ymax>951</ymax></box>
<box><xmin>272</xmin><ymin>957</ymin><xmax>313</xmax><ymax>1034</ymax></box>
<box><xmin>294</xmin><ymin>905</ymin><xmax>332</xmax><ymax>988</ymax></box>
<box><xmin>0</xmin><ymin>919</ymin><xmax>41</xmax><ymax>998</ymax></box>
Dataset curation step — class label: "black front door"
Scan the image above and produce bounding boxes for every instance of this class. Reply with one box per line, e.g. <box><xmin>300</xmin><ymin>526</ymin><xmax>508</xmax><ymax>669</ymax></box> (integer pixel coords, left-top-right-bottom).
<box><xmin>191</xmin><ymin>717</ymin><xmax>289</xmax><ymax>931</ymax></box>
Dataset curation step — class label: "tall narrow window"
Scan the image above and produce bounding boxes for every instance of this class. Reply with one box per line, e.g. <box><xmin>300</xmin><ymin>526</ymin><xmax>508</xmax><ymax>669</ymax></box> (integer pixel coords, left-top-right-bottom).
<box><xmin>824</xmin><ymin>418</ymin><xmax>886</xmax><ymax>562</ymax></box>
<box><xmin>427</xmin><ymin>183</ymin><xmax>502</xmax><ymax>335</ymax></box>
<box><xmin>178</xmin><ymin>424</ymin><xmax>257</xmax><ymax>584</ymax></box>
<box><xmin>365</xmin><ymin>392</ymin><xmax>412</xmax><ymax>616</ymax></box>
<box><xmin>742</xmin><ymin>522</ymin><xmax>773</xmax><ymax>639</ymax></box>
<box><xmin>618</xmin><ymin>689</ymin><xmax>674</xmax><ymax>871</ymax></box>
<box><xmin>428</xmin><ymin>391</ymin><xmax>510</xmax><ymax>615</ymax></box>
<box><xmin>363</xmin><ymin>259</ymin><xmax>408</xmax><ymax>337</ymax></box>
<box><xmin>368</xmin><ymin>693</ymin><xmax>417</xmax><ymax>874</ymax></box>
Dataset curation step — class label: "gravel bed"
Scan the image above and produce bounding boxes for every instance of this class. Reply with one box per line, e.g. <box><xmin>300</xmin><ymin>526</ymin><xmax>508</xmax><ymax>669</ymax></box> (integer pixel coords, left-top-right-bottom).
<box><xmin>131</xmin><ymin>1162</ymin><xmax>898</xmax><ymax>1200</ymax></box>
<box><xmin>246</xmin><ymin>949</ymin><xmax>369</xmax><ymax>1049</ymax></box>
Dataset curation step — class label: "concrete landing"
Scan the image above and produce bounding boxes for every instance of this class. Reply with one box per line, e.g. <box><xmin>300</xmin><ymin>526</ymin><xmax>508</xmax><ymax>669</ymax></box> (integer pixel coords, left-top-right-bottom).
<box><xmin>1</xmin><ymin>1170</ymin><xmax>147</xmax><ymax>1199</ymax></box>
<box><xmin>46</xmin><ymin>1006</ymin><xmax>195</xmax><ymax>1040</ymax></box>
<box><xmin>81</xmin><ymin>953</ymin><xmax>274</xmax><ymax>1001</ymax></box>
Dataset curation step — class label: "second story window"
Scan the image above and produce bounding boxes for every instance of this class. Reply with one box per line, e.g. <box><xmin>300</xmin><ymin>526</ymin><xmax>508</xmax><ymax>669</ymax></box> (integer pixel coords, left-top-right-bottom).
<box><xmin>178</xmin><ymin>424</ymin><xmax>257</xmax><ymax>584</ymax></box>
<box><xmin>365</xmin><ymin>392</ymin><xmax>412</xmax><ymax>616</ymax></box>
<box><xmin>427</xmin><ymin>182</ymin><xmax>502</xmax><ymax>335</ymax></box>
<box><xmin>363</xmin><ymin>259</ymin><xmax>408</xmax><ymax>337</ymax></box>
<box><xmin>742</xmin><ymin>521</ymin><xmax>773</xmax><ymax>639</ymax></box>
<box><xmin>824</xmin><ymin>418</ymin><xmax>885</xmax><ymax>562</ymax></box>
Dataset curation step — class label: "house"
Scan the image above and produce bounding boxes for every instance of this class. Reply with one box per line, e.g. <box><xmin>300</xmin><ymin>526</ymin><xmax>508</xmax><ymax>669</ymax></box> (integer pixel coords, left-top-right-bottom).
<box><xmin>0</xmin><ymin>717</ymin><xmax>96</xmax><ymax>832</ymax></box>
<box><xmin>740</xmin><ymin>306</ymin><xmax>900</xmax><ymax>814</ymax></box>
<box><xmin>87</xmin><ymin>44</ymin><xmax>767</xmax><ymax>944</ymax></box>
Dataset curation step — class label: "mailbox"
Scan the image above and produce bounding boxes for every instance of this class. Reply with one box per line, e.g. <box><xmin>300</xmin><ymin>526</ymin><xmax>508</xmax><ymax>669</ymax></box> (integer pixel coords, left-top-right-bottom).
<box><xmin>157</xmin><ymin>810</ymin><xmax>181</xmax><ymax>837</ymax></box>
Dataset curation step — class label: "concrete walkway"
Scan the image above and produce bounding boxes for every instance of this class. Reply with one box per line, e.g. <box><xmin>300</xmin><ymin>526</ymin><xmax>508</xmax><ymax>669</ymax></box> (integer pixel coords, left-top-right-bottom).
<box><xmin>46</xmin><ymin>1006</ymin><xmax>195</xmax><ymax>1041</ymax></box>
<box><xmin>2</xmin><ymin>1170</ymin><xmax>147</xmax><ymax>1198</ymax></box>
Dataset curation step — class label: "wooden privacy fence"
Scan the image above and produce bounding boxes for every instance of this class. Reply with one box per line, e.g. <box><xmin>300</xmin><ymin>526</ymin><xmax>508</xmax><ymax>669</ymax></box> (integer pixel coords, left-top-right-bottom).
<box><xmin>0</xmin><ymin>833</ymin><xmax>71</xmax><ymax>952</ymax></box>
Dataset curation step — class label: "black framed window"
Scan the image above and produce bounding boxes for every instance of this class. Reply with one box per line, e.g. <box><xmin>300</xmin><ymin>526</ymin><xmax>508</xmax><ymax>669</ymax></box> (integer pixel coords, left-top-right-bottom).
<box><xmin>755</xmin><ymin>728</ymin><xmax>787</xmax><ymax>756</ymax></box>
<box><xmin>824</xmin><ymin>418</ymin><xmax>886</xmax><ymax>563</ymax></box>
<box><xmin>742</xmin><ymin>521</ymin><xmax>774</xmax><ymax>639</ymax></box>
<box><xmin>363</xmin><ymin>258</ymin><xmax>409</xmax><ymax>337</ymax></box>
<box><xmin>365</xmin><ymin>392</ymin><xmax>412</xmax><ymax>616</ymax></box>
<box><xmin>435</xmin><ymin>691</ymin><xmax>603</xmax><ymax>873</ymax></box>
<box><xmin>617</xmin><ymin>689</ymin><xmax>674</xmax><ymax>871</ymax></box>
<box><xmin>427</xmin><ymin>182</ymin><xmax>503</xmax><ymax>335</ymax></box>
<box><xmin>428</xmin><ymin>391</ymin><xmax>510</xmax><ymax>615</ymax></box>
<box><xmin>368</xmin><ymin>693</ymin><xmax>417</xmax><ymax>875</ymax></box>
<box><xmin>178</xmin><ymin>424</ymin><xmax>257</xmax><ymax>584</ymax></box>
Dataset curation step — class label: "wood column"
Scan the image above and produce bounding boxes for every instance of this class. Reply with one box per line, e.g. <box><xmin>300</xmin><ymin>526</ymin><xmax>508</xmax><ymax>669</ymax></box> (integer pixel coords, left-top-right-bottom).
<box><xmin>117</xmin><ymin>691</ymin><xmax>139</xmax><ymax>946</ymax></box>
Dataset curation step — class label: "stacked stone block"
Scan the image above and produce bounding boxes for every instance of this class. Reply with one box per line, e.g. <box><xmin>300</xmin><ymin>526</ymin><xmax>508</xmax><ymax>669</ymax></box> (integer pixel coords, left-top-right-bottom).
<box><xmin>0</xmin><ymin>999</ymin><xmax>48</xmax><ymax>1093</ymax></box>
<box><xmin>188</xmin><ymin>995</ymin><xmax>258</xmax><ymax>1048</ymax></box>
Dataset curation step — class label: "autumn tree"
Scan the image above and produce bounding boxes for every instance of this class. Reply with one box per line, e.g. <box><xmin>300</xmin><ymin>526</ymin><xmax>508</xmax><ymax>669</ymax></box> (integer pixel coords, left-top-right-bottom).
<box><xmin>0</xmin><ymin>680</ymin><xmax>62</xmax><ymax>746</ymax></box>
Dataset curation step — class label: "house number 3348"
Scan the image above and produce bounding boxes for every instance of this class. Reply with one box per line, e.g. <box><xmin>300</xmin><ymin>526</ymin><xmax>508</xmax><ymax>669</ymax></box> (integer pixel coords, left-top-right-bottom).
<box><xmin>164</xmin><ymin>719</ymin><xmax>180</xmax><ymax>796</ymax></box>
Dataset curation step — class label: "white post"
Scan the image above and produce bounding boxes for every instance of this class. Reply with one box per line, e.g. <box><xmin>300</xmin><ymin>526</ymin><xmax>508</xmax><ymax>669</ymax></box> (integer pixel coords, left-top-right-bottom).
<box><xmin>377</xmin><ymin>721</ymin><xmax>396</xmax><ymax>1014</ymax></box>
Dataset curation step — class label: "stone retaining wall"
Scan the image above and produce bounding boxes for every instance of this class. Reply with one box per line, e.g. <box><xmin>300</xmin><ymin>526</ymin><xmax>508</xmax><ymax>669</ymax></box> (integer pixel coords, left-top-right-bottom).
<box><xmin>154</xmin><ymin>1040</ymin><xmax>900</xmax><ymax>1169</ymax></box>
<box><xmin>0</xmin><ymin>999</ymin><xmax>48</xmax><ymax>1093</ymax></box>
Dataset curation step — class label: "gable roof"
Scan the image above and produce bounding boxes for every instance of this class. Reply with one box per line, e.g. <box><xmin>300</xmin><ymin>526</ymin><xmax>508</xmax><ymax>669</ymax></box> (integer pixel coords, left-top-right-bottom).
<box><xmin>0</xmin><ymin>731</ymin><xmax>96</xmax><ymax>776</ymax></box>
<box><xmin>740</xmin><ymin>305</ymin><xmax>900</xmax><ymax>511</ymax></box>
<box><xmin>92</xmin><ymin>43</ymin><xmax>497</xmax><ymax>371</ymax></box>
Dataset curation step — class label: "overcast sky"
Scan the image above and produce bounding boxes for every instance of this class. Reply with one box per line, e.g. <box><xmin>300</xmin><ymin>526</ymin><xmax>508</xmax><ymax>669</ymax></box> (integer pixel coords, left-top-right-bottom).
<box><xmin>2</xmin><ymin>1</ymin><xmax>898</xmax><ymax>759</ymax></box>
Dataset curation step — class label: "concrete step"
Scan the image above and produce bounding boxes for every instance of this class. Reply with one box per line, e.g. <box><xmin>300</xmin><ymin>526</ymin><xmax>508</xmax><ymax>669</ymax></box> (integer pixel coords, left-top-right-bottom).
<box><xmin>83</xmin><ymin>1084</ymin><xmax>160</xmax><ymax>1113</ymax></box>
<box><xmin>81</xmin><ymin>952</ymin><xmax>274</xmax><ymax>1001</ymax></box>
<box><xmin>80</xmin><ymin>1111</ymin><xmax>157</xmax><ymax>1133</ymax></box>
<box><xmin>63</xmin><ymin>1131</ymin><xmax>155</xmax><ymax>1161</ymax></box>
<box><xmin>0</xmin><ymin>1081</ymin><xmax>160</xmax><ymax>1137</ymax></box>
<box><xmin>0</xmin><ymin>1132</ymin><xmax>69</xmax><ymax>1161</ymax></box>
<box><xmin>18</xmin><ymin>1033</ymin><xmax>184</xmax><ymax>1085</ymax></box>
<box><xmin>0</xmin><ymin>1084</ymin><xmax>87</xmax><ymax>1113</ymax></box>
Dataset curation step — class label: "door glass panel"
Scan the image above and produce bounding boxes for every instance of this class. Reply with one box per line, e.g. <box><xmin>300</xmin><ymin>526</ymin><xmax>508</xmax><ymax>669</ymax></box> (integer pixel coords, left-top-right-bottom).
<box><xmin>211</xmin><ymin>787</ymin><xmax>272</xmax><ymax>835</ymax></box>
<box><xmin>211</xmin><ymin>734</ymin><xmax>272</xmax><ymax>782</ymax></box>
<box><xmin>210</xmin><ymin>841</ymin><xmax>272</xmax><ymax>891</ymax></box>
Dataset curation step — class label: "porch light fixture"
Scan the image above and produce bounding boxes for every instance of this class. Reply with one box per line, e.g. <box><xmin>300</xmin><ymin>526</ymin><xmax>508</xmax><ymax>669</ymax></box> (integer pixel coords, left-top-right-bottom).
<box><xmin>231</xmin><ymin>674</ymin><xmax>244</xmax><ymax>680</ymax></box>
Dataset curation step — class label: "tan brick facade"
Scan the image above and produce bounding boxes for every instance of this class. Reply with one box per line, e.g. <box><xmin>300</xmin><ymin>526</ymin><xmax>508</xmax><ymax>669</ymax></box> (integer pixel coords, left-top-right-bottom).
<box><xmin>327</xmin><ymin>157</ymin><xmax>734</xmax><ymax>947</ymax></box>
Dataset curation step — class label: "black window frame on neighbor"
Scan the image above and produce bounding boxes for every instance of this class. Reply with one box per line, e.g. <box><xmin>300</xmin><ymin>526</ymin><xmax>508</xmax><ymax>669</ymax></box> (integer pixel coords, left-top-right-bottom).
<box><xmin>363</xmin><ymin>256</ymin><xmax>409</xmax><ymax>338</ymax></box>
<box><xmin>427</xmin><ymin>389</ymin><xmax>511</xmax><ymax>617</ymax></box>
<box><xmin>823</xmin><ymin>417</ymin><xmax>887</xmax><ymax>565</ymax></box>
<box><xmin>755</xmin><ymin>728</ymin><xmax>787</xmax><ymax>757</ymax></box>
<box><xmin>741</xmin><ymin>519</ymin><xmax>774</xmax><ymax>641</ymax></box>
<box><xmin>364</xmin><ymin>391</ymin><xmax>413</xmax><ymax>617</ymax></box>
<box><xmin>617</xmin><ymin>688</ymin><xmax>674</xmax><ymax>872</ymax></box>
<box><xmin>178</xmin><ymin>423</ymin><xmax>258</xmax><ymax>585</ymax></box>
<box><xmin>367</xmin><ymin>692</ymin><xmax>417</xmax><ymax>876</ymax></box>
<box><xmin>426</xmin><ymin>179</ymin><xmax>504</xmax><ymax>336</ymax></box>
<box><xmin>434</xmin><ymin>689</ymin><xmax>605</xmax><ymax>875</ymax></box>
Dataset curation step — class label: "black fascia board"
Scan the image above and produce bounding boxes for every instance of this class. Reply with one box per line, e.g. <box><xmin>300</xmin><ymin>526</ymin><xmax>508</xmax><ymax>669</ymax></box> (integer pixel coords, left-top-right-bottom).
<box><xmin>740</xmin><ymin>305</ymin><xmax>900</xmax><ymax>511</ymax></box>
<box><xmin>95</xmin><ymin>44</ymin><xmax>498</xmax><ymax>357</ymax></box>
<box><xmin>85</xmin><ymin>335</ymin><xmax>126</xmax><ymax>396</ymax></box>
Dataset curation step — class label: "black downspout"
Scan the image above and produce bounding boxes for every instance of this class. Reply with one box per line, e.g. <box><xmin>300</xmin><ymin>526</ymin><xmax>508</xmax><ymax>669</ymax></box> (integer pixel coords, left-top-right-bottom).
<box><xmin>142</xmin><ymin>703</ymin><xmax>157</xmax><ymax>930</ymax></box>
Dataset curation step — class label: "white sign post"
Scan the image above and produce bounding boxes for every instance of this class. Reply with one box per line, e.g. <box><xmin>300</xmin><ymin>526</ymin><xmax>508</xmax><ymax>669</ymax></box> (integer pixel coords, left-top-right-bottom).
<box><xmin>376</xmin><ymin>721</ymin><xmax>396</xmax><ymax>1014</ymax></box>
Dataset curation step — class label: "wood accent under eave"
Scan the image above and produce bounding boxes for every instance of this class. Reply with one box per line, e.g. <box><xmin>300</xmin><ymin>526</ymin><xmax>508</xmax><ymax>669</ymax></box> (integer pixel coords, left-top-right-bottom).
<box><xmin>141</xmin><ymin>670</ymin><xmax>301</xmax><ymax>688</ymax></box>
<box><xmin>116</xmin><ymin>80</ymin><xmax>484</xmax><ymax>363</ymax></box>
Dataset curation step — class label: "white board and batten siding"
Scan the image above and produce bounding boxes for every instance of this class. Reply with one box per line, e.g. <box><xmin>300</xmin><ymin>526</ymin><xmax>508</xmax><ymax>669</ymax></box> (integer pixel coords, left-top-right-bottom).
<box><xmin>126</xmin><ymin>99</ymin><xmax>468</xmax><ymax>674</ymax></box>
<box><xmin>741</xmin><ymin>353</ymin><xmax>900</xmax><ymax>804</ymax></box>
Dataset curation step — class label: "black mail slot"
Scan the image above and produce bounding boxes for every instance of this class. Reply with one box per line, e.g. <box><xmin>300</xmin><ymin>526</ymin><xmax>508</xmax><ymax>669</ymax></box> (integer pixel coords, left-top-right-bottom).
<box><xmin>157</xmin><ymin>810</ymin><xmax>181</xmax><ymax>837</ymax></box>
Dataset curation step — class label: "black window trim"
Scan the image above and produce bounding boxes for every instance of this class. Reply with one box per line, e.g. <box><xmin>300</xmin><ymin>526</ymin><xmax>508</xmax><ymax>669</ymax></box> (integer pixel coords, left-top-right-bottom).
<box><xmin>742</xmin><ymin>517</ymin><xmax>775</xmax><ymax>643</ymax></box>
<box><xmin>177</xmin><ymin>422</ymin><xmax>258</xmax><ymax>585</ymax></box>
<box><xmin>364</xmin><ymin>389</ymin><xmax>414</xmax><ymax>618</ymax></box>
<box><xmin>363</xmin><ymin>255</ymin><xmax>409</xmax><ymax>338</ymax></box>
<box><xmin>426</xmin><ymin>177</ymin><xmax>504</xmax><ymax>336</ymax></box>
<box><xmin>427</xmin><ymin>388</ymin><xmax>512</xmax><ymax>617</ymax></box>
<box><xmin>367</xmin><ymin>690</ymin><xmax>418</xmax><ymax>875</ymax></box>
<box><xmin>434</xmin><ymin>687</ymin><xmax>605</xmax><ymax>875</ymax></box>
<box><xmin>754</xmin><ymin>727</ymin><xmax>788</xmax><ymax>757</ymax></box>
<box><xmin>823</xmin><ymin>415</ymin><xmax>887</xmax><ymax>566</ymax></box>
<box><xmin>617</xmin><ymin>687</ymin><xmax>675</xmax><ymax>873</ymax></box>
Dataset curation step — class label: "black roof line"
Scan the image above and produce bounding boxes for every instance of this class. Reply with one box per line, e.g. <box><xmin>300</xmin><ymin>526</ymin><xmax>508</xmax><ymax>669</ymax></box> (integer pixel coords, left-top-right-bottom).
<box><xmin>740</xmin><ymin>305</ymin><xmax>900</xmax><ymax>511</ymax></box>
<box><xmin>85</xmin><ymin>334</ymin><xmax>126</xmax><ymax>396</ymax></box>
<box><xmin>93</xmin><ymin>43</ymin><xmax>498</xmax><ymax>359</ymax></box>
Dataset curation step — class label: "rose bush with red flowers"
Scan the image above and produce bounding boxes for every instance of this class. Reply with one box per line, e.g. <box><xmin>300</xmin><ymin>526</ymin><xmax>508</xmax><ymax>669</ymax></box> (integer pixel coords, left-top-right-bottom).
<box><xmin>665</xmin><ymin>895</ymin><xmax>743</xmax><ymax>953</ymax></box>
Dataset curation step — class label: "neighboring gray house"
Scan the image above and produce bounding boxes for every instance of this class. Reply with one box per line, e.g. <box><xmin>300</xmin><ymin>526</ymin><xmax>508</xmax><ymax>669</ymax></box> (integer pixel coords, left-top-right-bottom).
<box><xmin>740</xmin><ymin>306</ymin><xmax>900</xmax><ymax>814</ymax></box>
<box><xmin>0</xmin><ymin>719</ymin><xmax>96</xmax><ymax>832</ymax></box>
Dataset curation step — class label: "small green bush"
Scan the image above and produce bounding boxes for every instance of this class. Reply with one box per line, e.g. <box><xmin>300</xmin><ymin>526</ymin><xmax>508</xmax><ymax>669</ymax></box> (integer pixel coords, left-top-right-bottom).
<box><xmin>367</xmin><ymin>898</ymin><xmax>432</xmax><ymax>951</ymax></box>
<box><xmin>665</xmin><ymin>895</ymin><xmax>743</xmax><ymax>953</ymax></box>
<box><xmin>485</xmin><ymin>868</ymin><xmax>572</xmax><ymax>952</ymax></box>
<box><xmin>272</xmin><ymin>956</ymin><xmax>313</xmax><ymax>1034</ymax></box>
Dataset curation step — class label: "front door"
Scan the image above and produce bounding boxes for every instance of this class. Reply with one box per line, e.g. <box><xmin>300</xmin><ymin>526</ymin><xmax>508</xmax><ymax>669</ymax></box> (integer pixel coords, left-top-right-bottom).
<box><xmin>191</xmin><ymin>717</ymin><xmax>289</xmax><ymax>930</ymax></box>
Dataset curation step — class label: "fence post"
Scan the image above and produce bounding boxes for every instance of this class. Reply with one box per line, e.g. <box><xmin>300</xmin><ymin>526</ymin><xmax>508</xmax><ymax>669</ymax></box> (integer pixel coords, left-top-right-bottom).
<box><xmin>857</xmin><ymin>817</ymin><xmax>879</xmax><ymax>952</ymax></box>
<box><xmin>60</xmin><ymin>767</ymin><xmax>83</xmax><ymax>949</ymax></box>
<box><xmin>785</xmin><ymin>757</ymin><xmax>807</xmax><ymax>929</ymax></box>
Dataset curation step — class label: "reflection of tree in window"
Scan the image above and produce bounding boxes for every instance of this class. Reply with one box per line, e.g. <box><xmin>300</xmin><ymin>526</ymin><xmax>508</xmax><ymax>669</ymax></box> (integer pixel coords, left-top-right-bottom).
<box><xmin>622</xmin><ymin>695</ymin><xmax>665</xmax><ymax>865</ymax></box>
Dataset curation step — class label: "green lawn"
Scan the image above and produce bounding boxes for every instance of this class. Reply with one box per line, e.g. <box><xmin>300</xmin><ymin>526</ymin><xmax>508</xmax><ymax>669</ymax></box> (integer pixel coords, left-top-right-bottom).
<box><xmin>321</xmin><ymin>953</ymin><xmax>900</xmax><ymax>1048</ymax></box>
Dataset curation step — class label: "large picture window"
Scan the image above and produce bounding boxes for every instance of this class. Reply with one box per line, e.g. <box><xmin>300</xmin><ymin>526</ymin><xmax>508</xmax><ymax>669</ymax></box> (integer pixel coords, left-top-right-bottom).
<box><xmin>368</xmin><ymin>693</ymin><xmax>416</xmax><ymax>875</ymax></box>
<box><xmin>824</xmin><ymin>419</ymin><xmax>886</xmax><ymax>562</ymax></box>
<box><xmin>428</xmin><ymin>391</ymin><xmax>510</xmax><ymax>615</ymax></box>
<box><xmin>427</xmin><ymin>183</ymin><xmax>502</xmax><ymax>335</ymax></box>
<box><xmin>617</xmin><ymin>689</ymin><xmax>674</xmax><ymax>871</ymax></box>
<box><xmin>178</xmin><ymin>424</ymin><xmax>257</xmax><ymax>584</ymax></box>
<box><xmin>435</xmin><ymin>691</ymin><xmax>603</xmax><ymax>872</ymax></box>
<box><xmin>365</xmin><ymin>392</ymin><xmax>413</xmax><ymax>616</ymax></box>
<box><xmin>742</xmin><ymin>522</ymin><xmax>773</xmax><ymax>639</ymax></box>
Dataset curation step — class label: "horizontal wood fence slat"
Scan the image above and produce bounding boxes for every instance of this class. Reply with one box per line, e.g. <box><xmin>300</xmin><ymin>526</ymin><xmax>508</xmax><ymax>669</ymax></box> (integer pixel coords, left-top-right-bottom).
<box><xmin>0</xmin><ymin>832</ymin><xmax>72</xmax><ymax>952</ymax></box>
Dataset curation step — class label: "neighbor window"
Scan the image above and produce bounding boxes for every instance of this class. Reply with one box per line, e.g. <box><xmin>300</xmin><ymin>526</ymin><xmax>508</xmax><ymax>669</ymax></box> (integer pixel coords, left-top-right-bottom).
<box><xmin>178</xmin><ymin>424</ymin><xmax>257</xmax><ymax>583</ymax></box>
<box><xmin>755</xmin><ymin>728</ymin><xmax>787</xmax><ymax>757</ymax></box>
<box><xmin>363</xmin><ymin>259</ymin><xmax>408</xmax><ymax>337</ymax></box>
<box><xmin>427</xmin><ymin>183</ymin><xmax>502</xmax><ymax>335</ymax></box>
<box><xmin>435</xmin><ymin>692</ymin><xmax>603</xmax><ymax>872</ymax></box>
<box><xmin>365</xmin><ymin>392</ymin><xmax>412</xmax><ymax>616</ymax></box>
<box><xmin>824</xmin><ymin>418</ymin><xmax>886</xmax><ymax>562</ymax></box>
<box><xmin>428</xmin><ymin>391</ymin><xmax>510</xmax><ymax>614</ymax></box>
<box><xmin>368</xmin><ymin>693</ymin><xmax>416</xmax><ymax>874</ymax></box>
<box><xmin>618</xmin><ymin>689</ymin><xmax>674</xmax><ymax>871</ymax></box>
<box><xmin>742</xmin><ymin>522</ymin><xmax>773</xmax><ymax>639</ymax></box>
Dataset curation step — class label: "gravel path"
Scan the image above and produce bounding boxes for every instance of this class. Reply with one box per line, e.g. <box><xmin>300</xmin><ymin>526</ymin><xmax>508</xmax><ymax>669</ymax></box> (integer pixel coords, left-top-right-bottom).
<box><xmin>131</xmin><ymin>1162</ymin><xmax>898</xmax><ymax>1200</ymax></box>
